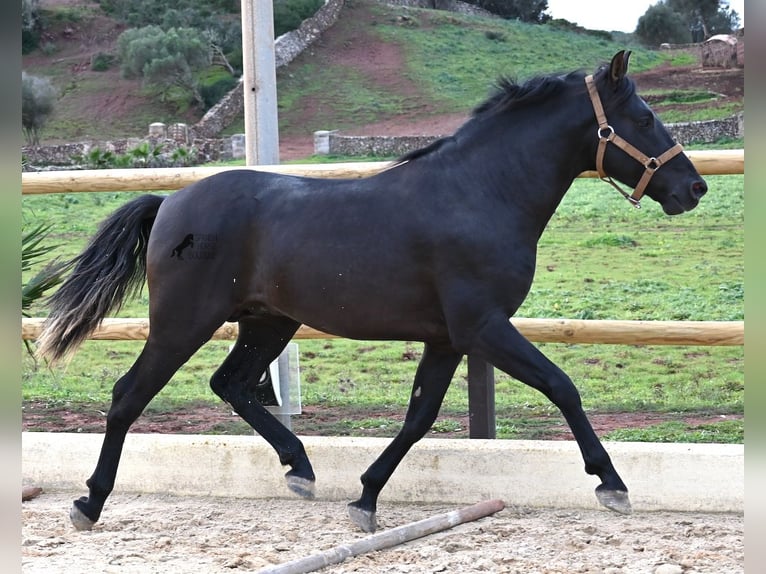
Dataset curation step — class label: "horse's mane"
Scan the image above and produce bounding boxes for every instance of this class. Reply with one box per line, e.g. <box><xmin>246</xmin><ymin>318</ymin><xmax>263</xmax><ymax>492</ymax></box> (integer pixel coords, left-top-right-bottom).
<box><xmin>474</xmin><ymin>64</ymin><xmax>636</xmax><ymax>117</ymax></box>
<box><xmin>395</xmin><ymin>65</ymin><xmax>635</xmax><ymax>165</ymax></box>
<box><xmin>472</xmin><ymin>71</ymin><xmax>577</xmax><ymax>117</ymax></box>
<box><xmin>395</xmin><ymin>71</ymin><xmax>580</xmax><ymax>165</ymax></box>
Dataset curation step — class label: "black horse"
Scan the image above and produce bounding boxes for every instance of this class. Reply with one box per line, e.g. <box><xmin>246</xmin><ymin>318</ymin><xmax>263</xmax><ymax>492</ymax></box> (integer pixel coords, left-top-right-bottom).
<box><xmin>37</xmin><ymin>52</ymin><xmax>707</xmax><ymax>533</ymax></box>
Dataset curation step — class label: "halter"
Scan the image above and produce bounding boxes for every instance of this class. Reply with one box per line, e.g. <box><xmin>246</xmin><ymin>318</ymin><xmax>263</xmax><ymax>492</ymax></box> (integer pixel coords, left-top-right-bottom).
<box><xmin>584</xmin><ymin>74</ymin><xmax>684</xmax><ymax>209</ymax></box>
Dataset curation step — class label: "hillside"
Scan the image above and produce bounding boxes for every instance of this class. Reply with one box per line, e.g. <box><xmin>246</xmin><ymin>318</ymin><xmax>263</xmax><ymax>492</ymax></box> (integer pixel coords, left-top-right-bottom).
<box><xmin>23</xmin><ymin>0</ymin><xmax>744</xmax><ymax>160</ymax></box>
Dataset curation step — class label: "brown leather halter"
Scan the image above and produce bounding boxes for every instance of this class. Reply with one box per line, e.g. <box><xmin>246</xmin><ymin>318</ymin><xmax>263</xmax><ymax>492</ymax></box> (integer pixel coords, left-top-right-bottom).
<box><xmin>585</xmin><ymin>74</ymin><xmax>684</xmax><ymax>208</ymax></box>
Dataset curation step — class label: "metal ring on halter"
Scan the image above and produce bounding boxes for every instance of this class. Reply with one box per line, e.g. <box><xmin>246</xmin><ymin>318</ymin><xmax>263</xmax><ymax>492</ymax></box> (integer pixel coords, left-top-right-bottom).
<box><xmin>597</xmin><ymin>125</ymin><xmax>614</xmax><ymax>140</ymax></box>
<box><xmin>645</xmin><ymin>157</ymin><xmax>659</xmax><ymax>171</ymax></box>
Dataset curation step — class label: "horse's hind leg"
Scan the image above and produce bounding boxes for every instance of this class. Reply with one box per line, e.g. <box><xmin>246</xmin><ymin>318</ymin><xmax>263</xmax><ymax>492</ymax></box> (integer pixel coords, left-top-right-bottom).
<box><xmin>347</xmin><ymin>343</ymin><xmax>462</xmax><ymax>532</ymax></box>
<box><xmin>469</xmin><ymin>312</ymin><xmax>631</xmax><ymax>514</ymax></box>
<box><xmin>209</xmin><ymin>316</ymin><xmax>316</xmax><ymax>498</ymax></box>
<box><xmin>70</xmin><ymin>324</ymin><xmax>216</xmax><ymax>530</ymax></box>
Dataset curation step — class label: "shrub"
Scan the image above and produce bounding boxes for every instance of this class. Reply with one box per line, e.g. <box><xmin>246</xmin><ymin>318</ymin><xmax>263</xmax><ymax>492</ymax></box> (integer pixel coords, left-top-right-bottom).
<box><xmin>273</xmin><ymin>0</ymin><xmax>324</xmax><ymax>37</ymax></box>
<box><xmin>22</xmin><ymin>0</ymin><xmax>41</xmax><ymax>54</ymax></box>
<box><xmin>200</xmin><ymin>76</ymin><xmax>239</xmax><ymax>109</ymax></box>
<box><xmin>22</xmin><ymin>72</ymin><xmax>56</xmax><ymax>145</ymax></box>
<box><xmin>90</xmin><ymin>52</ymin><xmax>115</xmax><ymax>71</ymax></box>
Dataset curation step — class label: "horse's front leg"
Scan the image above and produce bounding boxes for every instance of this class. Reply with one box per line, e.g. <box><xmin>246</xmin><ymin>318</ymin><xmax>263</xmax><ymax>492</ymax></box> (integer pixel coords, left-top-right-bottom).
<box><xmin>209</xmin><ymin>317</ymin><xmax>316</xmax><ymax>498</ymax></box>
<box><xmin>347</xmin><ymin>343</ymin><xmax>462</xmax><ymax>532</ymax></box>
<box><xmin>470</xmin><ymin>313</ymin><xmax>631</xmax><ymax>514</ymax></box>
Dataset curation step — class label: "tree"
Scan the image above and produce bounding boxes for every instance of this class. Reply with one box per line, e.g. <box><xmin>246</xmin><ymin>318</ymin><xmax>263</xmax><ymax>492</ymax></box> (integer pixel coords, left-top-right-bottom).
<box><xmin>635</xmin><ymin>3</ymin><xmax>692</xmax><ymax>46</ymax></box>
<box><xmin>201</xmin><ymin>19</ymin><xmax>242</xmax><ymax>75</ymax></box>
<box><xmin>705</xmin><ymin>5</ymin><xmax>740</xmax><ymax>35</ymax></box>
<box><xmin>636</xmin><ymin>1</ymin><xmax>741</xmax><ymax>45</ymax></box>
<box><xmin>22</xmin><ymin>72</ymin><xmax>56</xmax><ymax>146</ymax></box>
<box><xmin>117</xmin><ymin>26</ymin><xmax>211</xmax><ymax>108</ymax></box>
<box><xmin>700</xmin><ymin>0</ymin><xmax>741</xmax><ymax>35</ymax></box>
<box><xmin>666</xmin><ymin>0</ymin><xmax>737</xmax><ymax>37</ymax></box>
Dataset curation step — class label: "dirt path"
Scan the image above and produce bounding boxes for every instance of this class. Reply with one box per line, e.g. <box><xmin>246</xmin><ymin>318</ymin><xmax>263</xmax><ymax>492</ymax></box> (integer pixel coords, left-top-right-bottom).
<box><xmin>22</xmin><ymin>491</ymin><xmax>743</xmax><ymax>573</ymax></box>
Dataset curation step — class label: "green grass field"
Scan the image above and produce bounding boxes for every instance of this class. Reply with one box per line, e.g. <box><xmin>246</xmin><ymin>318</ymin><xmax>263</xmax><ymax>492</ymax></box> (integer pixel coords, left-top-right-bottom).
<box><xmin>22</xmin><ymin>167</ymin><xmax>744</xmax><ymax>443</ymax></box>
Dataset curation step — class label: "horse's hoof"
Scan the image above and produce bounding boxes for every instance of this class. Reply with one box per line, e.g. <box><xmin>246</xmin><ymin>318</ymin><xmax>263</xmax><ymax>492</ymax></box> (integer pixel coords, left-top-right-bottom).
<box><xmin>347</xmin><ymin>503</ymin><xmax>377</xmax><ymax>533</ymax></box>
<box><xmin>286</xmin><ymin>475</ymin><xmax>316</xmax><ymax>500</ymax></box>
<box><xmin>596</xmin><ymin>488</ymin><xmax>632</xmax><ymax>515</ymax></box>
<box><xmin>70</xmin><ymin>504</ymin><xmax>96</xmax><ymax>531</ymax></box>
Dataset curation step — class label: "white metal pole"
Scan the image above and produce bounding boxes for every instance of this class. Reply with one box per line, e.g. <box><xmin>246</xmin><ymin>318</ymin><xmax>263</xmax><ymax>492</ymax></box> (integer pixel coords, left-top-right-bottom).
<box><xmin>240</xmin><ymin>0</ymin><xmax>280</xmax><ymax>165</ymax></box>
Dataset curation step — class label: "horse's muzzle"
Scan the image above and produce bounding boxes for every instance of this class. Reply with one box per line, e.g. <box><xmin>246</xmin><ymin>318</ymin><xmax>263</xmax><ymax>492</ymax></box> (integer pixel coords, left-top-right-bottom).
<box><xmin>664</xmin><ymin>179</ymin><xmax>708</xmax><ymax>215</ymax></box>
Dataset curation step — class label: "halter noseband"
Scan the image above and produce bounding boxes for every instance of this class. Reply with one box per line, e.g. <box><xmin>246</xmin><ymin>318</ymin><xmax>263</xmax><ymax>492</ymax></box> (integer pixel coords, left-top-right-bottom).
<box><xmin>585</xmin><ymin>74</ymin><xmax>684</xmax><ymax>209</ymax></box>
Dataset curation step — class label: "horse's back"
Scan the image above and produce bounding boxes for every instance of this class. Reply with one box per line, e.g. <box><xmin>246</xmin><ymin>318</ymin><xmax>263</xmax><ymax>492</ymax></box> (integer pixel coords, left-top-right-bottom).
<box><xmin>145</xmin><ymin>169</ymin><xmax>451</xmax><ymax>340</ymax></box>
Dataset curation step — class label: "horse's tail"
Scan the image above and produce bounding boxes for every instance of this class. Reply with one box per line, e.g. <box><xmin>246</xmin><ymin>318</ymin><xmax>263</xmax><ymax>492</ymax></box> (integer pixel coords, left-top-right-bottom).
<box><xmin>36</xmin><ymin>194</ymin><xmax>166</xmax><ymax>364</ymax></box>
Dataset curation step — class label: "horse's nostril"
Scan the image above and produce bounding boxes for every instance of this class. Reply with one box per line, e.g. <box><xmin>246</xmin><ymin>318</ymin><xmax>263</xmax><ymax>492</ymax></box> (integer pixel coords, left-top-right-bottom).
<box><xmin>691</xmin><ymin>180</ymin><xmax>708</xmax><ymax>200</ymax></box>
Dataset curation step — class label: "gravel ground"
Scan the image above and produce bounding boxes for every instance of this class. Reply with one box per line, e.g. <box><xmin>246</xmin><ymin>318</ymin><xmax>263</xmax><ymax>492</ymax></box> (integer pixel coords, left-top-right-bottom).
<box><xmin>22</xmin><ymin>491</ymin><xmax>743</xmax><ymax>573</ymax></box>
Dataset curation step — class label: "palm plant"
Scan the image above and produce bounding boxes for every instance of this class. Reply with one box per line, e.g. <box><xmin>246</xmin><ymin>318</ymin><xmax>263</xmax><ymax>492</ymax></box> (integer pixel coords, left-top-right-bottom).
<box><xmin>22</xmin><ymin>224</ymin><xmax>68</xmax><ymax>358</ymax></box>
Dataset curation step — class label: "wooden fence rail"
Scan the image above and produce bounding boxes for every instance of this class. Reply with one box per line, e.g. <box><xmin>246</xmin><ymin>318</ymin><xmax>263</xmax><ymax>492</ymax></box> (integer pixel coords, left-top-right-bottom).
<box><xmin>21</xmin><ymin>149</ymin><xmax>744</xmax><ymax>195</ymax></box>
<box><xmin>21</xmin><ymin>317</ymin><xmax>744</xmax><ymax>346</ymax></box>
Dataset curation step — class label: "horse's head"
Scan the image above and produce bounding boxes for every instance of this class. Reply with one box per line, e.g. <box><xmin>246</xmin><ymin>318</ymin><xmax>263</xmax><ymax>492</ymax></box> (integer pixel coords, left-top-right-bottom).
<box><xmin>588</xmin><ymin>51</ymin><xmax>707</xmax><ymax>215</ymax></box>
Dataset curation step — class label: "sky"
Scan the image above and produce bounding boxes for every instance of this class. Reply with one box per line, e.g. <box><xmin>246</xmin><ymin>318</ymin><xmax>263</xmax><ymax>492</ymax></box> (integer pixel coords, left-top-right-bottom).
<box><xmin>545</xmin><ymin>0</ymin><xmax>745</xmax><ymax>33</ymax></box>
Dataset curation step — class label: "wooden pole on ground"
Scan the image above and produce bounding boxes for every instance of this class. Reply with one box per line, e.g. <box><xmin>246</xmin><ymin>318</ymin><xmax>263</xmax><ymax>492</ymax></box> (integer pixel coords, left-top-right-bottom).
<box><xmin>255</xmin><ymin>499</ymin><xmax>506</xmax><ymax>574</ymax></box>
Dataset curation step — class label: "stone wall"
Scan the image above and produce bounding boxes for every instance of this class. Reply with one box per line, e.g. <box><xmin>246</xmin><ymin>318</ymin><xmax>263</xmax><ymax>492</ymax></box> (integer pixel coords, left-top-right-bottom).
<box><xmin>667</xmin><ymin>113</ymin><xmax>743</xmax><ymax>145</ymax></box>
<box><xmin>315</xmin><ymin>132</ymin><xmax>441</xmax><ymax>157</ymax></box>
<box><xmin>318</xmin><ymin>114</ymin><xmax>745</xmax><ymax>157</ymax></box>
<box><xmin>22</xmin><ymin>136</ymin><xmax>233</xmax><ymax>170</ymax></box>
<box><xmin>21</xmin><ymin>113</ymin><xmax>743</xmax><ymax>170</ymax></box>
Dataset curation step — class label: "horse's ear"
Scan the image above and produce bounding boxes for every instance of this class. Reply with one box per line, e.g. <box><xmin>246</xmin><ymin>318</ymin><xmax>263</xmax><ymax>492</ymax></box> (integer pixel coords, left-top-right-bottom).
<box><xmin>608</xmin><ymin>50</ymin><xmax>632</xmax><ymax>85</ymax></box>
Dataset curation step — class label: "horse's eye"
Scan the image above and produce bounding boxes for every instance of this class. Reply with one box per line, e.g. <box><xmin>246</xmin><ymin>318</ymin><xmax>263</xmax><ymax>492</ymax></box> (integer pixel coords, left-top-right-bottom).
<box><xmin>636</xmin><ymin>115</ymin><xmax>654</xmax><ymax>129</ymax></box>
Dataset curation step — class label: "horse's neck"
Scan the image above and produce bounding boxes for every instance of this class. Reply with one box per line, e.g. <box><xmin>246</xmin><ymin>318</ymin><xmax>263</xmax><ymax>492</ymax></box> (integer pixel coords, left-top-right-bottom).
<box><xmin>452</xmin><ymin>129</ymin><xmax>586</xmax><ymax>215</ymax></box>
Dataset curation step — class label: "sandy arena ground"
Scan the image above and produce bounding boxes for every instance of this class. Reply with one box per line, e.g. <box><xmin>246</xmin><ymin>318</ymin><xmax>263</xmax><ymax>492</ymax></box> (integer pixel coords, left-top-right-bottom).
<box><xmin>22</xmin><ymin>491</ymin><xmax>743</xmax><ymax>573</ymax></box>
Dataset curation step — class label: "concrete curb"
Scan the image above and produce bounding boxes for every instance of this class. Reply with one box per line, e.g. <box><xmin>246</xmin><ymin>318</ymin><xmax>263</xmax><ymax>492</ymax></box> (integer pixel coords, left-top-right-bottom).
<box><xmin>22</xmin><ymin>432</ymin><xmax>743</xmax><ymax>513</ymax></box>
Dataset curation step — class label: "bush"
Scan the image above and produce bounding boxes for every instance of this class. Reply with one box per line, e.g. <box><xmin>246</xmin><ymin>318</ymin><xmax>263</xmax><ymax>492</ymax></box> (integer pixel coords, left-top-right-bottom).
<box><xmin>200</xmin><ymin>76</ymin><xmax>239</xmax><ymax>110</ymax></box>
<box><xmin>273</xmin><ymin>0</ymin><xmax>324</xmax><ymax>37</ymax></box>
<box><xmin>484</xmin><ymin>30</ymin><xmax>506</xmax><ymax>42</ymax></box>
<box><xmin>90</xmin><ymin>52</ymin><xmax>115</xmax><ymax>71</ymax></box>
<box><xmin>22</xmin><ymin>28</ymin><xmax>40</xmax><ymax>54</ymax></box>
<box><xmin>22</xmin><ymin>0</ymin><xmax>41</xmax><ymax>54</ymax></box>
<box><xmin>22</xmin><ymin>72</ymin><xmax>56</xmax><ymax>145</ymax></box>
<box><xmin>74</xmin><ymin>143</ymin><xmax>198</xmax><ymax>169</ymax></box>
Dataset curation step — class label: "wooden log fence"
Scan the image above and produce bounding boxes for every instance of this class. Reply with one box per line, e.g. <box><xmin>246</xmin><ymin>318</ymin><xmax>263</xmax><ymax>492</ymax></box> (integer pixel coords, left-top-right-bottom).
<box><xmin>21</xmin><ymin>149</ymin><xmax>744</xmax><ymax>195</ymax></box>
<box><xmin>22</xmin><ymin>151</ymin><xmax>744</xmax><ymax>437</ymax></box>
<box><xmin>21</xmin><ymin>317</ymin><xmax>744</xmax><ymax>346</ymax></box>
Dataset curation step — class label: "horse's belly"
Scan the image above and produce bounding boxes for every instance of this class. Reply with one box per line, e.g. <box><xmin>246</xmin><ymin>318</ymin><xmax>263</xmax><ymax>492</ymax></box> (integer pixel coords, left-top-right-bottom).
<box><xmin>266</xmin><ymin>279</ymin><xmax>448</xmax><ymax>342</ymax></box>
<box><xmin>298</xmin><ymin>307</ymin><xmax>448</xmax><ymax>342</ymax></box>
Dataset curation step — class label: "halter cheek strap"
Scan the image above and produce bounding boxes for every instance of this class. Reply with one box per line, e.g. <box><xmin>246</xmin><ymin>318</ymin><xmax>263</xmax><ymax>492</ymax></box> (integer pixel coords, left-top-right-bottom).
<box><xmin>585</xmin><ymin>74</ymin><xmax>684</xmax><ymax>208</ymax></box>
